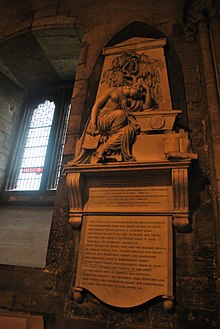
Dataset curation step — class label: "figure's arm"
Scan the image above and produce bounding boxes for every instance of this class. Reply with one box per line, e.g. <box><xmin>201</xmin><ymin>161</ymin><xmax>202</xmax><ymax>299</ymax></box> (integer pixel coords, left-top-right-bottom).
<box><xmin>133</xmin><ymin>79</ymin><xmax>152</xmax><ymax>110</ymax></box>
<box><xmin>87</xmin><ymin>88</ymin><xmax>113</xmax><ymax>135</ymax></box>
<box><xmin>141</xmin><ymin>82</ymin><xmax>152</xmax><ymax>110</ymax></box>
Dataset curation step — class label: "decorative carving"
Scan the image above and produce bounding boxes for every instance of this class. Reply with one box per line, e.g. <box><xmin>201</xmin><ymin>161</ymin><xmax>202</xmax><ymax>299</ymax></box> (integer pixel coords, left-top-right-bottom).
<box><xmin>73</xmin><ymin>287</ymin><xmax>84</xmax><ymax>303</ymax></box>
<box><xmin>64</xmin><ymin>36</ymin><xmax>198</xmax><ymax>313</ymax></box>
<box><xmin>162</xmin><ymin>295</ymin><xmax>175</xmax><ymax>312</ymax></box>
<box><xmin>101</xmin><ymin>51</ymin><xmax>163</xmax><ymax>109</ymax></box>
<box><xmin>66</xmin><ymin>173</ymin><xmax>84</xmax><ymax>228</ymax></box>
<box><xmin>63</xmin><ymin>160</ymin><xmax>195</xmax><ymax>309</ymax></box>
<box><xmin>173</xmin><ymin>216</ymin><xmax>190</xmax><ymax>233</ymax></box>
<box><xmin>67</xmin><ymin>37</ymin><xmax>176</xmax><ymax>166</ymax></box>
<box><xmin>149</xmin><ymin>115</ymin><xmax>165</xmax><ymax>129</ymax></box>
<box><xmin>70</xmin><ymin>81</ymin><xmax>153</xmax><ymax>165</ymax></box>
<box><xmin>163</xmin><ymin>129</ymin><xmax>198</xmax><ymax>160</ymax></box>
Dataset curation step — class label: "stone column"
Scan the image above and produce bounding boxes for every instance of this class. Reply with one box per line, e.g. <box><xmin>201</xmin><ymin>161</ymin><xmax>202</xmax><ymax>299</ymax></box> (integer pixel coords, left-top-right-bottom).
<box><xmin>184</xmin><ymin>0</ymin><xmax>220</xmax><ymax>295</ymax></box>
<box><xmin>209</xmin><ymin>5</ymin><xmax>220</xmax><ymax>96</ymax></box>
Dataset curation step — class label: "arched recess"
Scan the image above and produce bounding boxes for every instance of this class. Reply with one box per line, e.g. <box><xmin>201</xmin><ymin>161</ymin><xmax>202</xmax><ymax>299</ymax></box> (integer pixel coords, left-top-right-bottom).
<box><xmin>84</xmin><ymin>21</ymin><xmax>188</xmax><ymax>131</ymax></box>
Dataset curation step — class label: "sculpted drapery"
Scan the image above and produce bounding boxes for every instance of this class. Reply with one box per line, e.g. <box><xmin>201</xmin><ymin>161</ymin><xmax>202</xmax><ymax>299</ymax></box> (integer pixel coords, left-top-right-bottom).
<box><xmin>71</xmin><ymin>80</ymin><xmax>152</xmax><ymax>164</ymax></box>
<box><xmin>70</xmin><ymin>50</ymin><xmax>164</xmax><ymax>165</ymax></box>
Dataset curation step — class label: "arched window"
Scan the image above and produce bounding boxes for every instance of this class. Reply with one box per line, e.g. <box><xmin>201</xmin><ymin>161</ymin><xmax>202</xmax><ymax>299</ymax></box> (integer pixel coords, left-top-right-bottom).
<box><xmin>14</xmin><ymin>100</ymin><xmax>55</xmax><ymax>191</ymax></box>
<box><xmin>4</xmin><ymin>87</ymin><xmax>71</xmax><ymax>203</ymax></box>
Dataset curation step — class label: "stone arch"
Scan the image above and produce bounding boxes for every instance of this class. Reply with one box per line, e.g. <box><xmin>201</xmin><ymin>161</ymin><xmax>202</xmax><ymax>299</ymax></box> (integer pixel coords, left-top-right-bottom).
<box><xmin>0</xmin><ymin>25</ymin><xmax>83</xmax><ymax>92</ymax></box>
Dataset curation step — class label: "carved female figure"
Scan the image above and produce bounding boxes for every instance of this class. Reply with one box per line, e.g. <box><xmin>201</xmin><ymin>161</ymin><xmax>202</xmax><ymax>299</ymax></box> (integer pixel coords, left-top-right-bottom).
<box><xmin>71</xmin><ymin>80</ymin><xmax>151</xmax><ymax>164</ymax></box>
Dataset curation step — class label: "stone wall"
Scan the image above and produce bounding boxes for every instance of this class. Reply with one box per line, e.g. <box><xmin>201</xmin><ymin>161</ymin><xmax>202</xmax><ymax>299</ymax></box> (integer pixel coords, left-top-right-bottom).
<box><xmin>0</xmin><ymin>73</ymin><xmax>25</xmax><ymax>191</ymax></box>
<box><xmin>0</xmin><ymin>0</ymin><xmax>219</xmax><ymax>328</ymax></box>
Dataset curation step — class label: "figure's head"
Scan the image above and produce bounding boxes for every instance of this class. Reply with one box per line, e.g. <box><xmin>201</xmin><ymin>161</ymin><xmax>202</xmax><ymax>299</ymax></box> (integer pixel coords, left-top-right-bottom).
<box><xmin>133</xmin><ymin>77</ymin><xmax>146</xmax><ymax>92</ymax></box>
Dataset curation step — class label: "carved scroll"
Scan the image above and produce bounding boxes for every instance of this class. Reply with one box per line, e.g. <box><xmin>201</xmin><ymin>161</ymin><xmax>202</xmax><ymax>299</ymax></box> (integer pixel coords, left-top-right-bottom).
<box><xmin>66</xmin><ymin>173</ymin><xmax>84</xmax><ymax>228</ymax></box>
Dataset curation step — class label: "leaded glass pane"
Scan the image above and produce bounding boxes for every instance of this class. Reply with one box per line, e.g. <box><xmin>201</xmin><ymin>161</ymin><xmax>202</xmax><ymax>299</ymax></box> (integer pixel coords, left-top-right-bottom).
<box><xmin>52</xmin><ymin>104</ymin><xmax>71</xmax><ymax>189</ymax></box>
<box><xmin>14</xmin><ymin>100</ymin><xmax>55</xmax><ymax>191</ymax></box>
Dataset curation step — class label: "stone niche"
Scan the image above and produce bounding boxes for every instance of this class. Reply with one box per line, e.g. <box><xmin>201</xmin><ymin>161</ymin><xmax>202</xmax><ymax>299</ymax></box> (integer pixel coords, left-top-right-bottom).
<box><xmin>64</xmin><ymin>37</ymin><xmax>197</xmax><ymax>310</ymax></box>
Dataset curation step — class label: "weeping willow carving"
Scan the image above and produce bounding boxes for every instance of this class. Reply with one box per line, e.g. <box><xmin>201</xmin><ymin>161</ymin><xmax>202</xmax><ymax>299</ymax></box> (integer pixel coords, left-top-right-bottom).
<box><xmin>101</xmin><ymin>52</ymin><xmax>164</xmax><ymax>109</ymax></box>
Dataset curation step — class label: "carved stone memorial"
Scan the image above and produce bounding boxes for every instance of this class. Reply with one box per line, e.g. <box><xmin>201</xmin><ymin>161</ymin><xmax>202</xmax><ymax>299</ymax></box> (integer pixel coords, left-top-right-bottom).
<box><xmin>64</xmin><ymin>37</ymin><xmax>197</xmax><ymax>310</ymax></box>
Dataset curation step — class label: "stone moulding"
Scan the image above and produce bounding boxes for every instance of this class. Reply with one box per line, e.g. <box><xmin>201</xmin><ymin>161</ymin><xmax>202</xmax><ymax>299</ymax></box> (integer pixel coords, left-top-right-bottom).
<box><xmin>66</xmin><ymin>172</ymin><xmax>85</xmax><ymax>228</ymax></box>
<box><xmin>64</xmin><ymin>161</ymin><xmax>192</xmax><ymax>233</ymax></box>
<box><xmin>64</xmin><ymin>160</ymin><xmax>193</xmax><ymax>310</ymax></box>
<box><xmin>63</xmin><ymin>35</ymin><xmax>198</xmax><ymax>312</ymax></box>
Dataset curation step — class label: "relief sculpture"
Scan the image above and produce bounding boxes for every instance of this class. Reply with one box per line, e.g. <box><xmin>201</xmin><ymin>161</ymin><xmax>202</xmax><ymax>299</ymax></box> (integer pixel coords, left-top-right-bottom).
<box><xmin>71</xmin><ymin>51</ymin><xmax>164</xmax><ymax>165</ymax></box>
<box><xmin>101</xmin><ymin>52</ymin><xmax>163</xmax><ymax>109</ymax></box>
<box><xmin>64</xmin><ymin>37</ymin><xmax>198</xmax><ymax>311</ymax></box>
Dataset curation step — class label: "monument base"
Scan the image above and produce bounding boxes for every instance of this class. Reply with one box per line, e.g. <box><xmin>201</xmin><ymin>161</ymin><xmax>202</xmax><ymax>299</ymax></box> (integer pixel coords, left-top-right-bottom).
<box><xmin>64</xmin><ymin>160</ymin><xmax>191</xmax><ymax>308</ymax></box>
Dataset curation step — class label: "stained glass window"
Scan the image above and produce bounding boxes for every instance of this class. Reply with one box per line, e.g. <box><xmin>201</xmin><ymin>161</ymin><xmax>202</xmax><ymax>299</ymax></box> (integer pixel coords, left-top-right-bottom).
<box><xmin>51</xmin><ymin>104</ymin><xmax>71</xmax><ymax>189</ymax></box>
<box><xmin>5</xmin><ymin>87</ymin><xmax>72</xmax><ymax>202</ymax></box>
<box><xmin>14</xmin><ymin>100</ymin><xmax>55</xmax><ymax>191</ymax></box>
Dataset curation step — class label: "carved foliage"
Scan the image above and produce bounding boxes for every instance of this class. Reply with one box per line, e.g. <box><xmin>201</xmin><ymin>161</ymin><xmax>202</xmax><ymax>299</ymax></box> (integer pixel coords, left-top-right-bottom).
<box><xmin>101</xmin><ymin>52</ymin><xmax>164</xmax><ymax>108</ymax></box>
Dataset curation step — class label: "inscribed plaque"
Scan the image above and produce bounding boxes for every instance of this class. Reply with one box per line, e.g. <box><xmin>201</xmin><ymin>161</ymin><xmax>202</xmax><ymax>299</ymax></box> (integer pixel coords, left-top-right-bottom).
<box><xmin>75</xmin><ymin>215</ymin><xmax>173</xmax><ymax>307</ymax></box>
<box><xmin>84</xmin><ymin>171</ymin><xmax>173</xmax><ymax>212</ymax></box>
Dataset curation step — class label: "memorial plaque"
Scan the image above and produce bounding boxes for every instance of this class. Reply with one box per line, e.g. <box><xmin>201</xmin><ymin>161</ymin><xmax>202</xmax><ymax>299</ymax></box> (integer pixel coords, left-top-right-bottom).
<box><xmin>75</xmin><ymin>215</ymin><xmax>173</xmax><ymax>308</ymax></box>
<box><xmin>84</xmin><ymin>171</ymin><xmax>173</xmax><ymax>212</ymax></box>
<box><xmin>64</xmin><ymin>35</ymin><xmax>196</xmax><ymax>311</ymax></box>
